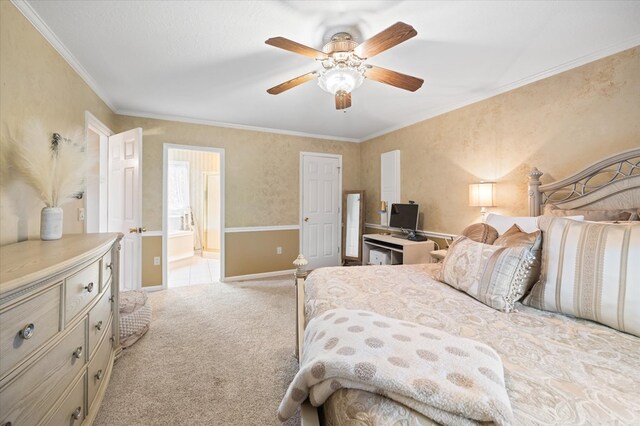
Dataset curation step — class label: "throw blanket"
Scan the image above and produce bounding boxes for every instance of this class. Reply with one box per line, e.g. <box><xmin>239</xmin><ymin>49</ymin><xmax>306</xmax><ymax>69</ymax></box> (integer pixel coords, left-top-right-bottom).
<box><xmin>278</xmin><ymin>308</ymin><xmax>514</xmax><ymax>425</ymax></box>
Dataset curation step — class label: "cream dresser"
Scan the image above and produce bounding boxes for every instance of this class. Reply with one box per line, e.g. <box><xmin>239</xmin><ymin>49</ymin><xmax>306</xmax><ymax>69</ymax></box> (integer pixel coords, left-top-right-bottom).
<box><xmin>0</xmin><ymin>233</ymin><xmax>123</xmax><ymax>426</ymax></box>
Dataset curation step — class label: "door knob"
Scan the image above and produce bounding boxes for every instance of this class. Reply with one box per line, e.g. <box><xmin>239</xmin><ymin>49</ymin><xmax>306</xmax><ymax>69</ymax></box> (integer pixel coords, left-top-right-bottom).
<box><xmin>129</xmin><ymin>227</ymin><xmax>147</xmax><ymax>233</ymax></box>
<box><xmin>304</xmin><ymin>217</ymin><xmax>309</xmax><ymax>222</ymax></box>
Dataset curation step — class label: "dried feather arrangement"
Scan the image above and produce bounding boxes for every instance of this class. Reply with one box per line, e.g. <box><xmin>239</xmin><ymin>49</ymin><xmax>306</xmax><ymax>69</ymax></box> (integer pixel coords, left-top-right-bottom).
<box><xmin>11</xmin><ymin>126</ymin><xmax>89</xmax><ymax>207</ymax></box>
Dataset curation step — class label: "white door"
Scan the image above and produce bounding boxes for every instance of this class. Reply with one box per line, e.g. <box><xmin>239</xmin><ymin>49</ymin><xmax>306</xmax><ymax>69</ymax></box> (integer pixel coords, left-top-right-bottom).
<box><xmin>108</xmin><ymin>128</ymin><xmax>143</xmax><ymax>291</ymax></box>
<box><xmin>301</xmin><ymin>153</ymin><xmax>341</xmax><ymax>270</ymax></box>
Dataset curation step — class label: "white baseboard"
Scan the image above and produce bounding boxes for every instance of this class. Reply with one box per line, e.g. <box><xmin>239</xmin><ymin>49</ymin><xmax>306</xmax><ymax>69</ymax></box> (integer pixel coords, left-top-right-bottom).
<box><xmin>224</xmin><ymin>269</ymin><xmax>295</xmax><ymax>282</ymax></box>
<box><xmin>202</xmin><ymin>251</ymin><xmax>220</xmax><ymax>259</ymax></box>
<box><xmin>141</xmin><ymin>285</ymin><xmax>163</xmax><ymax>292</ymax></box>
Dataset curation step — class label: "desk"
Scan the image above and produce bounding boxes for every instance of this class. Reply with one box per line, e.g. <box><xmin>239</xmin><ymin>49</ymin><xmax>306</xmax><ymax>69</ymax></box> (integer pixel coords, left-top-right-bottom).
<box><xmin>362</xmin><ymin>234</ymin><xmax>434</xmax><ymax>265</ymax></box>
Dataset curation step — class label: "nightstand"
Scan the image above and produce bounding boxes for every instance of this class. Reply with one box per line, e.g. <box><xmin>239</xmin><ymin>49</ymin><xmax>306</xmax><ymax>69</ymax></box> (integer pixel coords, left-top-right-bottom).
<box><xmin>430</xmin><ymin>249</ymin><xmax>448</xmax><ymax>263</ymax></box>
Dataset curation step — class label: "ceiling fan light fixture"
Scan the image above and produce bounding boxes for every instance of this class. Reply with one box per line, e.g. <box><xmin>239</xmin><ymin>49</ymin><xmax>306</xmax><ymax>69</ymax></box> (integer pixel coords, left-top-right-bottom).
<box><xmin>317</xmin><ymin>66</ymin><xmax>364</xmax><ymax>95</ymax></box>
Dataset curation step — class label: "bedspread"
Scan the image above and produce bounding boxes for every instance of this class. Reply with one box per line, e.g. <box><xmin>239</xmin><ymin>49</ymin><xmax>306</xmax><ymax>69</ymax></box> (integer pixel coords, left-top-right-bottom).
<box><xmin>304</xmin><ymin>264</ymin><xmax>640</xmax><ymax>425</ymax></box>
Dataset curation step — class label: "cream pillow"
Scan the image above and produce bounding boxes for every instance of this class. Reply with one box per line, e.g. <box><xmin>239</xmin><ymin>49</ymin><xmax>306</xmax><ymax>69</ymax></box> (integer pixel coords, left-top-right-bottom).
<box><xmin>543</xmin><ymin>204</ymin><xmax>635</xmax><ymax>221</ymax></box>
<box><xmin>523</xmin><ymin>217</ymin><xmax>640</xmax><ymax>337</ymax></box>
<box><xmin>440</xmin><ymin>236</ymin><xmax>539</xmax><ymax>312</ymax></box>
<box><xmin>485</xmin><ymin>213</ymin><xmax>539</xmax><ymax>234</ymax></box>
<box><xmin>486</xmin><ymin>212</ymin><xmax>585</xmax><ymax>235</ymax></box>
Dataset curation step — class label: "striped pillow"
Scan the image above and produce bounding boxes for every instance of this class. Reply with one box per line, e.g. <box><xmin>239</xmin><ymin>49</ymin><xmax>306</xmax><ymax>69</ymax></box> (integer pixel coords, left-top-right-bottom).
<box><xmin>523</xmin><ymin>217</ymin><xmax>640</xmax><ymax>337</ymax></box>
<box><xmin>440</xmin><ymin>236</ymin><xmax>538</xmax><ymax>312</ymax></box>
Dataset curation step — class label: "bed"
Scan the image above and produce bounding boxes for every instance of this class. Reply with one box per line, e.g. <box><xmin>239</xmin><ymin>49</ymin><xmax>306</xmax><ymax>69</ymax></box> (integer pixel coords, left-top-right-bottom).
<box><xmin>293</xmin><ymin>148</ymin><xmax>640</xmax><ymax>425</ymax></box>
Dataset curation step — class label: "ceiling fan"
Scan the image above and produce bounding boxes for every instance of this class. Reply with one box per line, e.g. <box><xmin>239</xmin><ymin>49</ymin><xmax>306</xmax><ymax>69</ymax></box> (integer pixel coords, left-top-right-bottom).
<box><xmin>265</xmin><ymin>22</ymin><xmax>424</xmax><ymax>110</ymax></box>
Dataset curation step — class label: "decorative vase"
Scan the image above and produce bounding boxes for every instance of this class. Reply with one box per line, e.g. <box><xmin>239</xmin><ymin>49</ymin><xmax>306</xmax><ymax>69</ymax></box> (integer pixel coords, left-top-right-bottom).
<box><xmin>41</xmin><ymin>207</ymin><xmax>63</xmax><ymax>240</ymax></box>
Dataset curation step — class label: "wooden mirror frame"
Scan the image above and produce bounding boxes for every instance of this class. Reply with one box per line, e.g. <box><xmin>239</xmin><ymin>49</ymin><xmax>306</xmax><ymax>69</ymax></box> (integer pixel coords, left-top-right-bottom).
<box><xmin>342</xmin><ymin>190</ymin><xmax>366</xmax><ymax>265</ymax></box>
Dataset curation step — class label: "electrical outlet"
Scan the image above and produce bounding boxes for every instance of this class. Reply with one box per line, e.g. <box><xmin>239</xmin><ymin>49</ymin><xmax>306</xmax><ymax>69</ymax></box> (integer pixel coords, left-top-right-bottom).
<box><xmin>78</xmin><ymin>208</ymin><xmax>85</xmax><ymax>221</ymax></box>
<box><xmin>276</xmin><ymin>246</ymin><xmax>282</xmax><ymax>255</ymax></box>
<box><xmin>153</xmin><ymin>256</ymin><xmax>160</xmax><ymax>266</ymax></box>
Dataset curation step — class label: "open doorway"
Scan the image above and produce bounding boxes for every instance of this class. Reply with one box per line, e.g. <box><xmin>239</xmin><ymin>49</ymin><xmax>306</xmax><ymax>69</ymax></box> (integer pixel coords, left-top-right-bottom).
<box><xmin>163</xmin><ymin>144</ymin><xmax>224</xmax><ymax>288</ymax></box>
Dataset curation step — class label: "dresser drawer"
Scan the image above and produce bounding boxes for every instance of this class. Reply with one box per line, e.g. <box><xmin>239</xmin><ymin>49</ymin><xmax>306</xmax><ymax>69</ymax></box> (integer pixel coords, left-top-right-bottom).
<box><xmin>0</xmin><ymin>285</ymin><xmax>61</xmax><ymax>377</ymax></box>
<box><xmin>88</xmin><ymin>319</ymin><xmax>114</xmax><ymax>410</ymax></box>
<box><xmin>44</xmin><ymin>371</ymin><xmax>86</xmax><ymax>426</ymax></box>
<box><xmin>0</xmin><ymin>318</ymin><xmax>86</xmax><ymax>426</ymax></box>
<box><xmin>101</xmin><ymin>249</ymin><xmax>114</xmax><ymax>292</ymax></box>
<box><xmin>89</xmin><ymin>283</ymin><xmax>112</xmax><ymax>356</ymax></box>
<box><xmin>65</xmin><ymin>260</ymin><xmax>100</xmax><ymax>323</ymax></box>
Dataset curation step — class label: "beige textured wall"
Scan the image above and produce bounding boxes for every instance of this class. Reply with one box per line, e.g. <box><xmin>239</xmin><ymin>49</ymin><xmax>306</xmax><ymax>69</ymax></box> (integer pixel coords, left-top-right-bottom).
<box><xmin>361</xmin><ymin>46</ymin><xmax>640</xmax><ymax>235</ymax></box>
<box><xmin>141</xmin><ymin>236</ymin><xmax>162</xmax><ymax>287</ymax></box>
<box><xmin>113</xmin><ymin>115</ymin><xmax>361</xmax><ymax>231</ymax></box>
<box><xmin>0</xmin><ymin>2</ymin><xmax>116</xmax><ymax>245</ymax></box>
<box><xmin>112</xmin><ymin>115</ymin><xmax>360</xmax><ymax>279</ymax></box>
<box><xmin>225</xmin><ymin>230</ymin><xmax>298</xmax><ymax>277</ymax></box>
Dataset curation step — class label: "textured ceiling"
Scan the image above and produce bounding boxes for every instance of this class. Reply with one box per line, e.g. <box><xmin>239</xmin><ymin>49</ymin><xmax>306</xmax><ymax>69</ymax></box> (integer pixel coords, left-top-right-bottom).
<box><xmin>19</xmin><ymin>0</ymin><xmax>640</xmax><ymax>142</ymax></box>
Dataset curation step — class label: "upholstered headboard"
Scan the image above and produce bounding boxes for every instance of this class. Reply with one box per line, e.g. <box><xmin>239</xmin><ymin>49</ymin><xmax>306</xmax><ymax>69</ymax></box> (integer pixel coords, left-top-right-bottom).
<box><xmin>528</xmin><ymin>148</ymin><xmax>640</xmax><ymax>216</ymax></box>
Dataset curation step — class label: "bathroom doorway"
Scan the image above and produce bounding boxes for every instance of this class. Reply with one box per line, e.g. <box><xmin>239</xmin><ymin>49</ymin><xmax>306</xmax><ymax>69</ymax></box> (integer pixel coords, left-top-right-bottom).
<box><xmin>162</xmin><ymin>144</ymin><xmax>224</xmax><ymax>288</ymax></box>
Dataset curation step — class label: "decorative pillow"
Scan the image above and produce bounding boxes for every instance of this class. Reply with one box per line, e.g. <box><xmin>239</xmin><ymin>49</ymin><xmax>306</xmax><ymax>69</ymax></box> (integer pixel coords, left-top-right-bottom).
<box><xmin>493</xmin><ymin>224</ymin><xmax>541</xmax><ymax>249</ymax></box>
<box><xmin>523</xmin><ymin>217</ymin><xmax>640</xmax><ymax>337</ymax></box>
<box><xmin>461</xmin><ymin>223</ymin><xmax>499</xmax><ymax>244</ymax></box>
<box><xmin>439</xmin><ymin>236</ymin><xmax>539</xmax><ymax>312</ymax></box>
<box><xmin>543</xmin><ymin>204</ymin><xmax>634</xmax><ymax>222</ymax></box>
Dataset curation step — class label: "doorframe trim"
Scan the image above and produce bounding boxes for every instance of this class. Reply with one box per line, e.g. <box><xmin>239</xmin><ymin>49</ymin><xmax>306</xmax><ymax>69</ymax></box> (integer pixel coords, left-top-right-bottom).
<box><xmin>299</xmin><ymin>152</ymin><xmax>343</xmax><ymax>268</ymax></box>
<box><xmin>83</xmin><ymin>112</ymin><xmax>113</xmax><ymax>234</ymax></box>
<box><xmin>162</xmin><ymin>144</ymin><xmax>226</xmax><ymax>289</ymax></box>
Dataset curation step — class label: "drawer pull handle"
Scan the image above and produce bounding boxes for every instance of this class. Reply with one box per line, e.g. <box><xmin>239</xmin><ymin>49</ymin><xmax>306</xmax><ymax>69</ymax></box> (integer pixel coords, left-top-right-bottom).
<box><xmin>72</xmin><ymin>346</ymin><xmax>83</xmax><ymax>359</ymax></box>
<box><xmin>106</xmin><ymin>262</ymin><xmax>113</xmax><ymax>270</ymax></box>
<box><xmin>96</xmin><ymin>369</ymin><xmax>103</xmax><ymax>380</ymax></box>
<box><xmin>85</xmin><ymin>282</ymin><xmax>94</xmax><ymax>292</ymax></box>
<box><xmin>19</xmin><ymin>323</ymin><xmax>35</xmax><ymax>340</ymax></box>
<box><xmin>95</xmin><ymin>320</ymin><xmax>103</xmax><ymax>331</ymax></box>
<box><xmin>71</xmin><ymin>406</ymin><xmax>82</xmax><ymax>421</ymax></box>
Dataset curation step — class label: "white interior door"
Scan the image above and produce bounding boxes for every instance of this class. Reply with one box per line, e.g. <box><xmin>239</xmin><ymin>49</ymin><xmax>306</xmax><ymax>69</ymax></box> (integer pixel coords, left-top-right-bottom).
<box><xmin>301</xmin><ymin>153</ymin><xmax>341</xmax><ymax>270</ymax></box>
<box><xmin>108</xmin><ymin>128</ymin><xmax>143</xmax><ymax>291</ymax></box>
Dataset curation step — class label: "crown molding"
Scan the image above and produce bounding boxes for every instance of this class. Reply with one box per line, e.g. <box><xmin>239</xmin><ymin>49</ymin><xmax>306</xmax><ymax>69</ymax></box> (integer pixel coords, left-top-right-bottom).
<box><xmin>13</xmin><ymin>0</ymin><xmax>639</xmax><ymax>144</ymax></box>
<box><xmin>12</xmin><ymin>0</ymin><xmax>117</xmax><ymax>112</ymax></box>
<box><xmin>360</xmin><ymin>35</ymin><xmax>640</xmax><ymax>142</ymax></box>
<box><xmin>115</xmin><ymin>109</ymin><xmax>361</xmax><ymax>143</ymax></box>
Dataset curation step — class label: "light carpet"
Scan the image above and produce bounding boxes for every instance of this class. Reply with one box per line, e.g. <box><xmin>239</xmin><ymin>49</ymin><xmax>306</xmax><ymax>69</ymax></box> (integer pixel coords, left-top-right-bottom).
<box><xmin>95</xmin><ymin>278</ymin><xmax>300</xmax><ymax>426</ymax></box>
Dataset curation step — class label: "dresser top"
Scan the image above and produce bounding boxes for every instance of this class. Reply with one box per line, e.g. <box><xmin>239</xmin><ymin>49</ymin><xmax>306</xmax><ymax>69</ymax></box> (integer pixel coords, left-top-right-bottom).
<box><xmin>0</xmin><ymin>233</ymin><xmax>122</xmax><ymax>296</ymax></box>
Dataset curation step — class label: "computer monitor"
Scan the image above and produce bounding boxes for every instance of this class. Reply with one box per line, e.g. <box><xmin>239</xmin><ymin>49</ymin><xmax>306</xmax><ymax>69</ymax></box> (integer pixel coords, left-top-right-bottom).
<box><xmin>388</xmin><ymin>203</ymin><xmax>419</xmax><ymax>231</ymax></box>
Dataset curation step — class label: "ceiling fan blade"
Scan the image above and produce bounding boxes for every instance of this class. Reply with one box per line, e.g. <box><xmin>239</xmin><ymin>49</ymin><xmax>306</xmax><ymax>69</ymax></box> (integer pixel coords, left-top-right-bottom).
<box><xmin>265</xmin><ymin>37</ymin><xmax>328</xmax><ymax>60</ymax></box>
<box><xmin>354</xmin><ymin>22</ymin><xmax>417</xmax><ymax>59</ymax></box>
<box><xmin>267</xmin><ymin>72</ymin><xmax>318</xmax><ymax>95</ymax></box>
<box><xmin>364</xmin><ymin>65</ymin><xmax>423</xmax><ymax>92</ymax></box>
<box><xmin>335</xmin><ymin>91</ymin><xmax>352</xmax><ymax>110</ymax></box>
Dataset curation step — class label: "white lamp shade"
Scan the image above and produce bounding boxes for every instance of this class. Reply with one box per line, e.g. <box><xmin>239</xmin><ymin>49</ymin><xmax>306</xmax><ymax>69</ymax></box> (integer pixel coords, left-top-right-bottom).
<box><xmin>469</xmin><ymin>182</ymin><xmax>496</xmax><ymax>207</ymax></box>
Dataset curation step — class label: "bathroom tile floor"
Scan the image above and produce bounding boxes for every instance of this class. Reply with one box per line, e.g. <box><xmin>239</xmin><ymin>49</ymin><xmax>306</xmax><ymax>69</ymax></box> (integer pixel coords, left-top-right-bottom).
<box><xmin>168</xmin><ymin>255</ymin><xmax>220</xmax><ymax>287</ymax></box>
